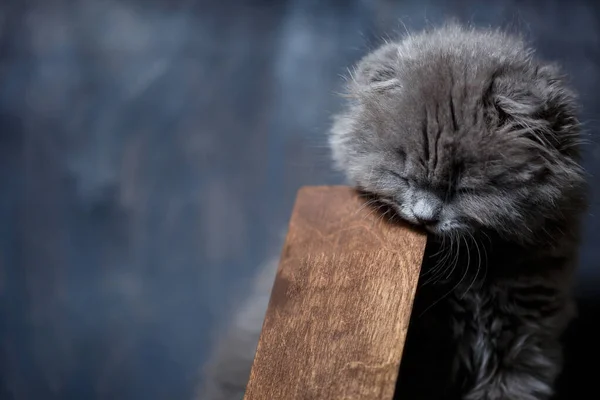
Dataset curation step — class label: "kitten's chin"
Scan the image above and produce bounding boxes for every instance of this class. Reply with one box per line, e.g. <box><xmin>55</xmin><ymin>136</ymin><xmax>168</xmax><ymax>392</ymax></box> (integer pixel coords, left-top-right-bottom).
<box><xmin>417</xmin><ymin>219</ymin><xmax>471</xmax><ymax>238</ymax></box>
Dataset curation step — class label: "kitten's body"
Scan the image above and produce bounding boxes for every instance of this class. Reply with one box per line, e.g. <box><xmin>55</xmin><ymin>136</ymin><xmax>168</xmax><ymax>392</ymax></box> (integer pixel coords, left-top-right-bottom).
<box><xmin>199</xmin><ymin>24</ymin><xmax>587</xmax><ymax>400</ymax></box>
<box><xmin>395</xmin><ymin>236</ymin><xmax>578</xmax><ymax>400</ymax></box>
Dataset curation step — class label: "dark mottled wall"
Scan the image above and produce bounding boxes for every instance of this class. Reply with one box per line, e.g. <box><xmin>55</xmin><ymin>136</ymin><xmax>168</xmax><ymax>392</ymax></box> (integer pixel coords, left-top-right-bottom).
<box><xmin>0</xmin><ymin>0</ymin><xmax>598</xmax><ymax>399</ymax></box>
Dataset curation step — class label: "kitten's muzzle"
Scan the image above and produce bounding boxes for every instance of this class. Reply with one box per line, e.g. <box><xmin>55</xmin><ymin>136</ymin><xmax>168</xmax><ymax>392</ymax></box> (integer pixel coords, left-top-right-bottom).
<box><xmin>411</xmin><ymin>197</ymin><xmax>442</xmax><ymax>227</ymax></box>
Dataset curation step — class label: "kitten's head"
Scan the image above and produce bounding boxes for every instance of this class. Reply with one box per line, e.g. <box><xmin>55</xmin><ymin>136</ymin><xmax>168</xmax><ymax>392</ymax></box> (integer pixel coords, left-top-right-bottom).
<box><xmin>329</xmin><ymin>24</ymin><xmax>586</xmax><ymax>244</ymax></box>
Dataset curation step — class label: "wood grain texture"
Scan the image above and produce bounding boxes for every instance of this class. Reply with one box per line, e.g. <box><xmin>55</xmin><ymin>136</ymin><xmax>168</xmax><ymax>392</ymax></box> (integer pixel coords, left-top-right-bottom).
<box><xmin>243</xmin><ymin>186</ymin><xmax>427</xmax><ymax>400</ymax></box>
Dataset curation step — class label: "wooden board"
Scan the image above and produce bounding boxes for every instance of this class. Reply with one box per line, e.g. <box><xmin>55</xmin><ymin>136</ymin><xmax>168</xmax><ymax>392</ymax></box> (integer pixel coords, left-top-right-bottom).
<box><xmin>243</xmin><ymin>186</ymin><xmax>427</xmax><ymax>400</ymax></box>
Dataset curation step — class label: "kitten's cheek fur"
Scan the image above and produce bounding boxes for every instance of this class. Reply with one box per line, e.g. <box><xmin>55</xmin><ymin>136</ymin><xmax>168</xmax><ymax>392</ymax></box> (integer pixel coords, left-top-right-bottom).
<box><xmin>392</xmin><ymin>203</ymin><xmax>418</xmax><ymax>224</ymax></box>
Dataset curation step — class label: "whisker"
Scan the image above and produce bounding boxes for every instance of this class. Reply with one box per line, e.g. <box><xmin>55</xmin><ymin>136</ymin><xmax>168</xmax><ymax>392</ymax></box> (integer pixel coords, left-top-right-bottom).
<box><xmin>444</xmin><ymin>231</ymin><xmax>461</xmax><ymax>280</ymax></box>
<box><xmin>362</xmin><ymin>203</ymin><xmax>388</xmax><ymax>223</ymax></box>
<box><xmin>424</xmin><ymin>233</ymin><xmax>455</xmax><ymax>284</ymax></box>
<box><xmin>354</xmin><ymin>198</ymin><xmax>381</xmax><ymax>215</ymax></box>
<box><xmin>378</xmin><ymin>208</ymin><xmax>392</xmax><ymax>225</ymax></box>
<box><xmin>422</xmin><ymin>241</ymin><xmax>448</xmax><ymax>279</ymax></box>
<box><xmin>480</xmin><ymin>236</ymin><xmax>489</xmax><ymax>284</ymax></box>
<box><xmin>419</xmin><ymin>233</ymin><xmax>470</xmax><ymax>317</ymax></box>
<box><xmin>462</xmin><ymin>232</ymin><xmax>481</xmax><ymax>298</ymax></box>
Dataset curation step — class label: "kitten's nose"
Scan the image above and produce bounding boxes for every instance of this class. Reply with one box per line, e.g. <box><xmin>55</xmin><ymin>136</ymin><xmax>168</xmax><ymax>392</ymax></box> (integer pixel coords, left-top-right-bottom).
<box><xmin>415</xmin><ymin>214</ymin><xmax>439</xmax><ymax>225</ymax></box>
<box><xmin>412</xmin><ymin>198</ymin><xmax>440</xmax><ymax>226</ymax></box>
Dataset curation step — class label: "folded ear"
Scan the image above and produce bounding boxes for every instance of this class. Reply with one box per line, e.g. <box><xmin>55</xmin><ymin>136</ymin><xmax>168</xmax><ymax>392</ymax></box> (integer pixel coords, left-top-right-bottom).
<box><xmin>490</xmin><ymin>64</ymin><xmax>580</xmax><ymax>156</ymax></box>
<box><xmin>492</xmin><ymin>65</ymin><xmax>558</xmax><ymax>116</ymax></box>
<box><xmin>353</xmin><ymin>43</ymin><xmax>401</xmax><ymax>90</ymax></box>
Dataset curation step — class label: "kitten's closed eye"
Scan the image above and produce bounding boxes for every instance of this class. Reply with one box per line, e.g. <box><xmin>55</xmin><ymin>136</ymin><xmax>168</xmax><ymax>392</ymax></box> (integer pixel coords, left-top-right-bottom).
<box><xmin>387</xmin><ymin>170</ymin><xmax>410</xmax><ymax>185</ymax></box>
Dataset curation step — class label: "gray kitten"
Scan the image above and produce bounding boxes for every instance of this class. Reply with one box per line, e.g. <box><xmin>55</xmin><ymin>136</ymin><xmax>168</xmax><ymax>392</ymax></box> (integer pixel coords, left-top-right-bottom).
<box><xmin>198</xmin><ymin>23</ymin><xmax>588</xmax><ymax>400</ymax></box>
<box><xmin>331</xmin><ymin>23</ymin><xmax>587</xmax><ymax>400</ymax></box>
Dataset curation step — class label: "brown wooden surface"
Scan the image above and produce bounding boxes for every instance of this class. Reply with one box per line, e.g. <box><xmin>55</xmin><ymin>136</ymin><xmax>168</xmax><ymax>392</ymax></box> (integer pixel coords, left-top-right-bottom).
<box><xmin>243</xmin><ymin>186</ymin><xmax>427</xmax><ymax>400</ymax></box>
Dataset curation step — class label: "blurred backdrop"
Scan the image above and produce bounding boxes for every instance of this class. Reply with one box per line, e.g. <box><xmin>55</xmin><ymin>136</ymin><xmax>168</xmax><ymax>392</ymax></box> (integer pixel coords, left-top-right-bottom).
<box><xmin>0</xmin><ymin>0</ymin><xmax>599</xmax><ymax>399</ymax></box>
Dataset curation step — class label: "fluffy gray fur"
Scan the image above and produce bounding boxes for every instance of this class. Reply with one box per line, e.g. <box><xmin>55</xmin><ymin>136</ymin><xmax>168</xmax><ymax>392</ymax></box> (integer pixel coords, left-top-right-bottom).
<box><xmin>330</xmin><ymin>23</ymin><xmax>587</xmax><ymax>400</ymax></box>
<box><xmin>198</xmin><ymin>23</ymin><xmax>588</xmax><ymax>400</ymax></box>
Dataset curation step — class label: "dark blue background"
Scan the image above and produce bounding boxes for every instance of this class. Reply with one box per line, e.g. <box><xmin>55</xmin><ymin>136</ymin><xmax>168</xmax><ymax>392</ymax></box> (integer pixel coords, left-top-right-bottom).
<box><xmin>0</xmin><ymin>0</ymin><xmax>598</xmax><ymax>399</ymax></box>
